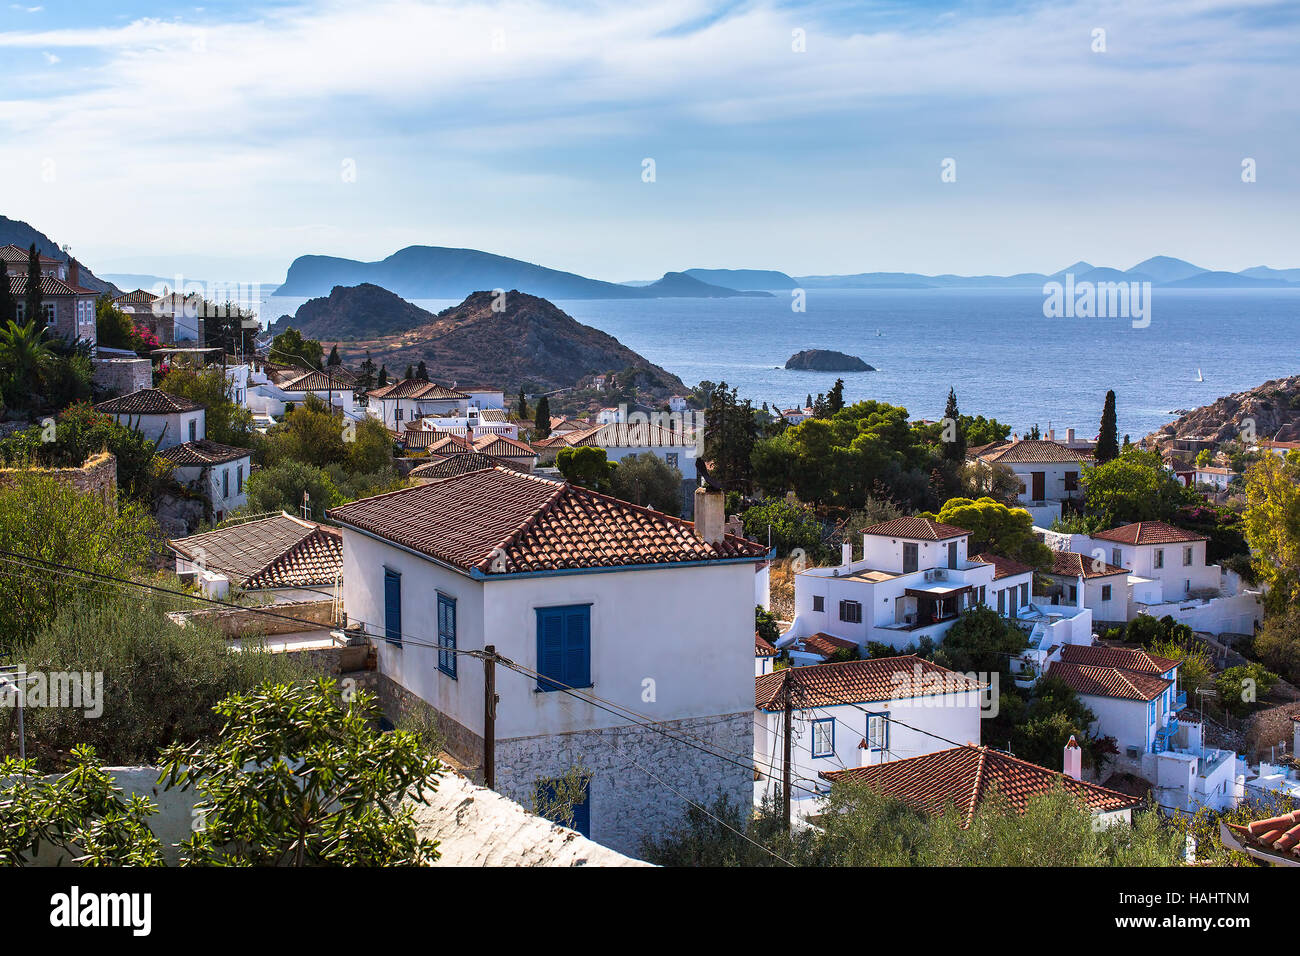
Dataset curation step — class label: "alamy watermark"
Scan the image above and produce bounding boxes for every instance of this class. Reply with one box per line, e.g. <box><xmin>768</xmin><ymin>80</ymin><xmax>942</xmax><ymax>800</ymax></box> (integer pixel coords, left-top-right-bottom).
<box><xmin>1043</xmin><ymin>272</ymin><xmax>1151</xmax><ymax>329</ymax></box>
<box><xmin>0</xmin><ymin>669</ymin><xmax>103</xmax><ymax>718</ymax></box>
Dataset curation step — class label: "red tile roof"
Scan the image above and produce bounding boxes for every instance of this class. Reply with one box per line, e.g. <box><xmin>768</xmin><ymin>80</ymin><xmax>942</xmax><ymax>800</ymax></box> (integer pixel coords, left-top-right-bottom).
<box><xmin>1049</xmin><ymin>550</ymin><xmax>1128</xmax><ymax>578</ymax></box>
<box><xmin>473</xmin><ymin>434</ymin><xmax>535</xmax><ymax>457</ymax></box>
<box><xmin>171</xmin><ymin>513</ymin><xmax>342</xmax><ymax>589</ymax></box>
<box><xmin>755</xmin><ymin>655</ymin><xmax>983</xmax><ymax>711</ymax></box>
<box><xmin>5</xmin><ymin>274</ymin><xmax>96</xmax><ymax>297</ymax></box>
<box><xmin>861</xmin><ymin>516</ymin><xmax>969</xmax><ymax>541</ymax></box>
<box><xmin>1091</xmin><ymin>521</ymin><xmax>1206</xmax><ymax>545</ymax></box>
<box><xmin>799</xmin><ymin>632</ymin><xmax>858</xmax><ymax>660</ymax></box>
<box><xmin>96</xmin><ymin>387</ymin><xmax>204</xmax><ymax>415</ymax></box>
<box><xmin>820</xmin><ymin>746</ymin><xmax>1138</xmax><ymax>824</ymax></box>
<box><xmin>755</xmin><ymin>634</ymin><xmax>778</xmax><ymax>657</ymax></box>
<box><xmin>1058</xmin><ymin>644</ymin><xmax>1179</xmax><ymax>675</ymax></box>
<box><xmin>113</xmin><ymin>289</ymin><xmax>158</xmax><ymax>306</ymax></box>
<box><xmin>368</xmin><ymin>380</ymin><xmax>467</xmax><ymax>400</ymax></box>
<box><xmin>402</xmin><ymin>431</ymin><xmax>472</xmax><ymax>452</ymax></box>
<box><xmin>973</xmin><ymin>439</ymin><xmax>1091</xmax><ymax>464</ymax></box>
<box><xmin>564</xmin><ymin>422</ymin><xmax>697</xmax><ymax>449</ymax></box>
<box><xmin>281</xmin><ymin>370</ymin><xmax>353</xmax><ymax>392</ymax></box>
<box><xmin>157</xmin><ymin>439</ymin><xmax>252</xmax><ymax>467</ymax></box>
<box><xmin>1046</xmin><ymin>660</ymin><xmax>1171</xmax><ymax>701</ymax></box>
<box><xmin>328</xmin><ymin>466</ymin><xmax>767</xmax><ymax>575</ymax></box>
<box><xmin>972</xmin><ymin>552</ymin><xmax>1035</xmax><ymax>580</ymax></box>
<box><xmin>1227</xmin><ymin>809</ymin><xmax>1300</xmax><ymax>862</ymax></box>
<box><xmin>408</xmin><ymin>452</ymin><xmax>529</xmax><ymax>480</ymax></box>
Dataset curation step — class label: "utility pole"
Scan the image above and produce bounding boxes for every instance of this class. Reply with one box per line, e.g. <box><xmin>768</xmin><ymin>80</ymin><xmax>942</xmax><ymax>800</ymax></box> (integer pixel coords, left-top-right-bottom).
<box><xmin>483</xmin><ymin>645</ymin><xmax>498</xmax><ymax>790</ymax></box>
<box><xmin>782</xmin><ymin>672</ymin><xmax>793</xmax><ymax>830</ymax></box>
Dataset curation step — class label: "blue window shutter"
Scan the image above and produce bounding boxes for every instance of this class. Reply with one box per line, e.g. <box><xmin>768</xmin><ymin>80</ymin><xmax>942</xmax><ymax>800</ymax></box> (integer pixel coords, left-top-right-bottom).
<box><xmin>537</xmin><ymin>609</ymin><xmax>565</xmax><ymax>691</ymax></box>
<box><xmin>564</xmin><ymin>607</ymin><xmax>591</xmax><ymax>689</ymax></box>
<box><xmin>438</xmin><ymin>594</ymin><xmax>457</xmax><ymax>678</ymax></box>
<box><xmin>384</xmin><ymin>569</ymin><xmax>402</xmax><ymax>644</ymax></box>
<box><xmin>571</xmin><ymin>786</ymin><xmax>590</xmax><ymax>838</ymax></box>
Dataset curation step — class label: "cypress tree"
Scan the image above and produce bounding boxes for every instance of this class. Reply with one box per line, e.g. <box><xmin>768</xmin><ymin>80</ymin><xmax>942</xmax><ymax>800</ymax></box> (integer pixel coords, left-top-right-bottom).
<box><xmin>534</xmin><ymin>395</ymin><xmax>551</xmax><ymax>438</ymax></box>
<box><xmin>377</xmin><ymin>365</ymin><xmax>389</xmax><ymax>386</ymax></box>
<box><xmin>942</xmin><ymin>387</ymin><xmax>966</xmax><ymax>461</ymax></box>
<box><xmin>0</xmin><ymin>258</ymin><xmax>13</xmax><ymax>325</ymax></box>
<box><xmin>416</xmin><ymin>360</ymin><xmax>428</xmax><ymax>381</ymax></box>
<box><xmin>24</xmin><ymin>243</ymin><xmax>42</xmax><ymax>327</ymax></box>
<box><xmin>517</xmin><ymin>389</ymin><xmax>528</xmax><ymax>419</ymax></box>
<box><xmin>1096</xmin><ymin>390</ymin><xmax>1119</xmax><ymax>463</ymax></box>
<box><xmin>404</xmin><ymin>364</ymin><xmax>414</xmax><ymax>380</ymax></box>
<box><xmin>327</xmin><ymin>344</ymin><xmax>341</xmax><ymax>366</ymax></box>
<box><xmin>827</xmin><ymin>378</ymin><xmax>845</xmax><ymax>415</ymax></box>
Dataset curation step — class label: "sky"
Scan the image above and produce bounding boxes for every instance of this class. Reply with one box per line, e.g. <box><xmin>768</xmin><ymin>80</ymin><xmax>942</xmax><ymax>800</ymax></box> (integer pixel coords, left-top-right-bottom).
<box><xmin>1</xmin><ymin>0</ymin><xmax>1298</xmax><ymax>284</ymax></box>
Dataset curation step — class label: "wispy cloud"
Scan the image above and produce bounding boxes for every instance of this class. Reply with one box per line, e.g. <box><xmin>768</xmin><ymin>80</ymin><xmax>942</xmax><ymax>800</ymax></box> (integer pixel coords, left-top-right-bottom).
<box><xmin>1</xmin><ymin>0</ymin><xmax>1296</xmax><ymax>278</ymax></box>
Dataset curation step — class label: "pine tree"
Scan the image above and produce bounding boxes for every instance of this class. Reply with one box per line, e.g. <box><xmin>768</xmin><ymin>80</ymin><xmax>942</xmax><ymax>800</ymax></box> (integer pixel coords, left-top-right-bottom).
<box><xmin>377</xmin><ymin>365</ymin><xmax>389</xmax><ymax>387</ymax></box>
<box><xmin>534</xmin><ymin>395</ymin><xmax>552</xmax><ymax>438</ymax></box>
<box><xmin>827</xmin><ymin>378</ymin><xmax>845</xmax><ymax>415</ymax></box>
<box><xmin>327</xmin><ymin>345</ymin><xmax>341</xmax><ymax>366</ymax></box>
<box><xmin>24</xmin><ymin>244</ymin><xmax>42</xmax><ymax>327</ymax></box>
<box><xmin>0</xmin><ymin>259</ymin><xmax>13</xmax><ymax>326</ymax></box>
<box><xmin>805</xmin><ymin>393</ymin><xmax>813</xmax><ymax>410</ymax></box>
<box><xmin>942</xmin><ymin>387</ymin><xmax>966</xmax><ymax>462</ymax></box>
<box><xmin>517</xmin><ymin>389</ymin><xmax>529</xmax><ymax>419</ymax></box>
<box><xmin>1096</xmin><ymin>390</ymin><xmax>1119</xmax><ymax>463</ymax></box>
<box><xmin>358</xmin><ymin>351</ymin><xmax>376</xmax><ymax>389</ymax></box>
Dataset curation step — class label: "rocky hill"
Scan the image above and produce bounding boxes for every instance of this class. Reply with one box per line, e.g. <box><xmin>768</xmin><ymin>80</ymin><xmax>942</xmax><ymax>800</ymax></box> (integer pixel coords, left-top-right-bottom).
<box><xmin>325</xmin><ymin>288</ymin><xmax>686</xmax><ymax>396</ymax></box>
<box><xmin>269</xmin><ymin>283</ymin><xmax>433</xmax><ymax>340</ymax></box>
<box><xmin>0</xmin><ymin>215</ymin><xmax>119</xmax><ymax>295</ymax></box>
<box><xmin>785</xmin><ymin>349</ymin><xmax>874</xmax><ymax>371</ymax></box>
<box><xmin>1146</xmin><ymin>375</ymin><xmax>1300</xmax><ymax>450</ymax></box>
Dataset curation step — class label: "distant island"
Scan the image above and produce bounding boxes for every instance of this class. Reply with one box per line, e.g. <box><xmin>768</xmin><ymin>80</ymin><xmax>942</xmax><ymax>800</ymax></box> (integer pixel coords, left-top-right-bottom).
<box><xmin>785</xmin><ymin>349</ymin><xmax>874</xmax><ymax>372</ymax></box>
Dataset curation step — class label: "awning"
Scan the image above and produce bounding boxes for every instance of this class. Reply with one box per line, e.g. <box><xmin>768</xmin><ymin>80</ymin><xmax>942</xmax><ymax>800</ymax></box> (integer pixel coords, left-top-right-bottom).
<box><xmin>904</xmin><ymin>584</ymin><xmax>973</xmax><ymax>599</ymax></box>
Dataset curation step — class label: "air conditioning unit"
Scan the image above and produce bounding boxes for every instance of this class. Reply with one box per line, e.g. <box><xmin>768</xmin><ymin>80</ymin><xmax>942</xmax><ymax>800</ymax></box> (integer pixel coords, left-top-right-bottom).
<box><xmin>924</xmin><ymin>570</ymin><xmax>936</xmax><ymax>582</ymax></box>
<box><xmin>934</xmin><ymin>568</ymin><xmax>947</xmax><ymax>581</ymax></box>
<box><xmin>1126</xmin><ymin>746</ymin><xmax>1139</xmax><ymax>759</ymax></box>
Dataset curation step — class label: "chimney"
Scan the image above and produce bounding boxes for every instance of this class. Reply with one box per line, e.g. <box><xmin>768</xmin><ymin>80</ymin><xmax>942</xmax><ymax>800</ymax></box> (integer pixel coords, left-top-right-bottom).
<box><xmin>1063</xmin><ymin>735</ymin><xmax>1082</xmax><ymax>780</ymax></box>
<box><xmin>68</xmin><ymin>258</ymin><xmax>80</xmax><ymax>288</ymax></box>
<box><xmin>1047</xmin><ymin>427</ymin><xmax>1055</xmax><ymax>441</ymax></box>
<box><xmin>693</xmin><ymin>486</ymin><xmax>725</xmax><ymax>545</ymax></box>
<box><xmin>1066</xmin><ymin>427</ymin><xmax>1076</xmax><ymax>444</ymax></box>
<box><xmin>841</xmin><ymin>542</ymin><xmax>853</xmax><ymax>566</ymax></box>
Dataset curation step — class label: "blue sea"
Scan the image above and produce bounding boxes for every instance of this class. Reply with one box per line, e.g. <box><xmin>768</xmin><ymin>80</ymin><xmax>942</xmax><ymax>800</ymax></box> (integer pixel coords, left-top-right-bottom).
<box><xmin>265</xmin><ymin>288</ymin><xmax>1300</xmax><ymax>439</ymax></box>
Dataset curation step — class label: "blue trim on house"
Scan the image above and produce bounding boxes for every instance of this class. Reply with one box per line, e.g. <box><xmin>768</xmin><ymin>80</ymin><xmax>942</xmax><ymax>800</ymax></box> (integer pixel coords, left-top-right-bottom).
<box><xmin>536</xmin><ymin>604</ymin><xmax>592</xmax><ymax>693</ymax></box>
<box><xmin>811</xmin><ymin>717</ymin><xmax>835</xmax><ymax>758</ymax></box>
<box><xmin>437</xmin><ymin>592</ymin><xmax>457</xmax><ymax>679</ymax></box>
<box><xmin>866</xmin><ymin>712</ymin><xmax>889</xmax><ymax>751</ymax></box>
<box><xmin>382</xmin><ymin>567</ymin><xmax>402</xmax><ymax>645</ymax></box>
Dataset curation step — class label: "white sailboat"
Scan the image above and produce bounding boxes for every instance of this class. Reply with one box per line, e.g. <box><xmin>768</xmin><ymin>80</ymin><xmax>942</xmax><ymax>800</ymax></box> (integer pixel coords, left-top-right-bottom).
<box><xmin>1196</xmin><ymin>368</ymin><xmax>1204</xmax><ymax>382</ymax></box>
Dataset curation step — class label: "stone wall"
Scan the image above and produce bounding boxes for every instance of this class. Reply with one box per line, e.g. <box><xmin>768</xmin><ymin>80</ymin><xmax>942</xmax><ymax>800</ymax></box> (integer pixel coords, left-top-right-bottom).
<box><xmin>353</xmin><ymin>669</ymin><xmax>484</xmax><ymax>774</ymax></box>
<box><xmin>494</xmin><ymin>711</ymin><xmax>753</xmax><ymax>857</ymax></box>
<box><xmin>0</xmin><ymin>450</ymin><xmax>116</xmax><ymax>509</ymax></box>
<box><xmin>93</xmin><ymin>357</ymin><xmax>153</xmax><ymax>396</ymax></box>
<box><xmin>174</xmin><ymin>598</ymin><xmax>335</xmax><ymax>638</ymax></box>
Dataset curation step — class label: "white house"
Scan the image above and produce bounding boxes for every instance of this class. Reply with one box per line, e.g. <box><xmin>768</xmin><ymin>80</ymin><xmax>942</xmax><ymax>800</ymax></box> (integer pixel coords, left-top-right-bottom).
<box><xmin>1148</xmin><ymin>716</ymin><xmax>1245</xmax><ymax>814</ymax></box>
<box><xmin>157</xmin><ymin>439</ymin><xmax>252</xmax><ymax>523</ymax></box>
<box><xmin>1040</xmin><ymin>550</ymin><xmax>1131</xmax><ymax>626</ymax></box>
<box><xmin>968</xmin><ymin>438</ymin><xmax>1091</xmax><ymax>526</ymax></box>
<box><xmin>94</xmin><ymin>388</ymin><xmax>206</xmax><ymax>450</ymax></box>
<box><xmin>559</xmin><ymin>422</ymin><xmax>699</xmax><ymax>471</ymax></box>
<box><xmin>754</xmin><ymin>655</ymin><xmax>986</xmax><ymax>816</ymax></box>
<box><xmin>786</xmin><ymin>517</ymin><xmax>1035</xmax><ymax>652</ymax></box>
<box><xmin>247</xmin><ymin>368</ymin><xmax>360</xmax><ymax>420</ymax></box>
<box><xmin>328</xmin><ymin>471</ymin><xmax>769</xmax><ymax>855</ymax></box>
<box><xmin>367</xmin><ymin>379</ymin><xmax>470</xmax><ymax>429</ymax></box>
<box><xmin>1192</xmin><ymin>465</ymin><xmax>1238</xmax><ymax>491</ymax></box>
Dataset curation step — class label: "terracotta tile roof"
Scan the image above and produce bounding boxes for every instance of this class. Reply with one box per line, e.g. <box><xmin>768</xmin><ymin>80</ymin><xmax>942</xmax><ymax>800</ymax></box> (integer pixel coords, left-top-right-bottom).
<box><xmin>1291</xmin><ymin>712</ymin><xmax>1300</xmax><ymax>723</ymax></box>
<box><xmin>402</xmin><ymin>431</ymin><xmax>472</xmax><ymax>452</ymax></box>
<box><xmin>170</xmin><ymin>513</ymin><xmax>342</xmax><ymax>588</ymax></box>
<box><xmin>755</xmin><ymin>655</ymin><xmax>983</xmax><ymax>711</ymax></box>
<box><xmin>281</xmin><ymin>370</ymin><xmax>354</xmax><ymax>392</ymax></box>
<box><xmin>473</xmin><ymin>434</ymin><xmax>535</xmax><ymax>457</ymax></box>
<box><xmin>6</xmin><ymin>274</ymin><xmax>95</xmax><ymax>297</ymax></box>
<box><xmin>157</xmin><ymin>439</ymin><xmax>251</xmax><ymax>467</ymax></box>
<box><xmin>564</xmin><ymin>422</ymin><xmax>697</xmax><ymax>449</ymax></box>
<box><xmin>799</xmin><ymin>632</ymin><xmax>858</xmax><ymax>659</ymax></box>
<box><xmin>820</xmin><ymin>746</ymin><xmax>1138</xmax><ymax>824</ymax></box>
<box><xmin>1227</xmin><ymin>809</ymin><xmax>1300</xmax><ymax>862</ymax></box>
<box><xmin>861</xmin><ymin>516</ymin><xmax>969</xmax><ymax>541</ymax></box>
<box><xmin>1049</xmin><ymin>550</ymin><xmax>1128</xmax><ymax>578</ymax></box>
<box><xmin>0</xmin><ymin>244</ymin><xmax>61</xmax><ymax>265</ymax></box>
<box><xmin>113</xmin><ymin>289</ymin><xmax>158</xmax><ymax>306</ymax></box>
<box><xmin>96</xmin><ymin>387</ymin><xmax>204</xmax><ymax>415</ymax></box>
<box><xmin>368</xmin><ymin>380</ymin><xmax>467</xmax><ymax>400</ymax></box>
<box><xmin>1046</xmin><ymin>660</ymin><xmax>1171</xmax><ymax>701</ymax></box>
<box><xmin>328</xmin><ymin>466</ymin><xmax>767</xmax><ymax>575</ymax></box>
<box><xmin>755</xmin><ymin>634</ymin><xmax>778</xmax><ymax>657</ymax></box>
<box><xmin>973</xmin><ymin>439</ymin><xmax>1091</xmax><ymax>464</ymax></box>
<box><xmin>409</xmin><ymin>452</ymin><xmax>529</xmax><ymax>480</ymax></box>
<box><xmin>1091</xmin><ymin>521</ymin><xmax>1207</xmax><ymax>545</ymax></box>
<box><xmin>972</xmin><ymin>552</ymin><xmax>1035</xmax><ymax>580</ymax></box>
<box><xmin>1058</xmin><ymin>644</ymin><xmax>1180</xmax><ymax>675</ymax></box>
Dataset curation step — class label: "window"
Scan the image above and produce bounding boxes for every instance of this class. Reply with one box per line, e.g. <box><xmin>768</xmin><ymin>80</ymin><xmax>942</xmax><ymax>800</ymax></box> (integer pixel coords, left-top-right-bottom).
<box><xmin>811</xmin><ymin>718</ymin><xmax>834</xmax><ymax>758</ymax></box>
<box><xmin>1183</xmin><ymin>546</ymin><xmax>1193</xmax><ymax>566</ymax></box>
<box><xmin>222</xmin><ymin>468</ymin><xmax>229</xmax><ymax>497</ymax></box>
<box><xmin>839</xmin><ymin>599</ymin><xmax>862</xmax><ymax>624</ymax></box>
<box><xmin>1068</xmin><ymin>584</ymin><xmax>1077</xmax><ymax>603</ymax></box>
<box><xmin>665</xmin><ymin>452</ymin><xmax>678</xmax><ymax>469</ymax></box>
<box><xmin>188</xmin><ymin>419</ymin><xmax>197</xmax><ymax>442</ymax></box>
<box><xmin>383</xmin><ymin>568</ymin><xmax>402</xmax><ymax>644</ymax></box>
<box><xmin>1019</xmin><ymin>583</ymin><xmax>1028</xmax><ymax>606</ymax></box>
<box><xmin>866</xmin><ymin>713</ymin><xmax>889</xmax><ymax>751</ymax></box>
<box><xmin>437</xmin><ymin>594</ymin><xmax>457</xmax><ymax>678</ymax></box>
<box><xmin>902</xmin><ymin>542</ymin><xmax>919</xmax><ymax>574</ymax></box>
<box><xmin>812</xmin><ymin>595</ymin><xmax>824</xmax><ymax>612</ymax></box>
<box><xmin>1154</xmin><ymin>549</ymin><xmax>1164</xmax><ymax>569</ymax></box>
<box><xmin>1101</xmin><ymin>584</ymin><xmax>1112</xmax><ymax>601</ymax></box>
<box><xmin>1148</xmin><ymin>699</ymin><xmax>1157</xmax><ymax>726</ymax></box>
<box><xmin>535</xmin><ymin>775</ymin><xmax>590</xmax><ymax>838</ymax></box>
<box><xmin>41</xmin><ymin>303</ymin><xmax>55</xmax><ymax>326</ymax></box>
<box><xmin>1064</xmin><ymin>471</ymin><xmax>1078</xmax><ymax>492</ymax></box>
<box><xmin>236</xmin><ymin>465</ymin><xmax>244</xmax><ymax>494</ymax></box>
<box><xmin>536</xmin><ymin>604</ymin><xmax>591</xmax><ymax>692</ymax></box>
<box><xmin>1112</xmin><ymin>548</ymin><xmax>1122</xmax><ymax>567</ymax></box>
<box><xmin>997</xmin><ymin>589</ymin><xmax>1006</xmax><ymax>614</ymax></box>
